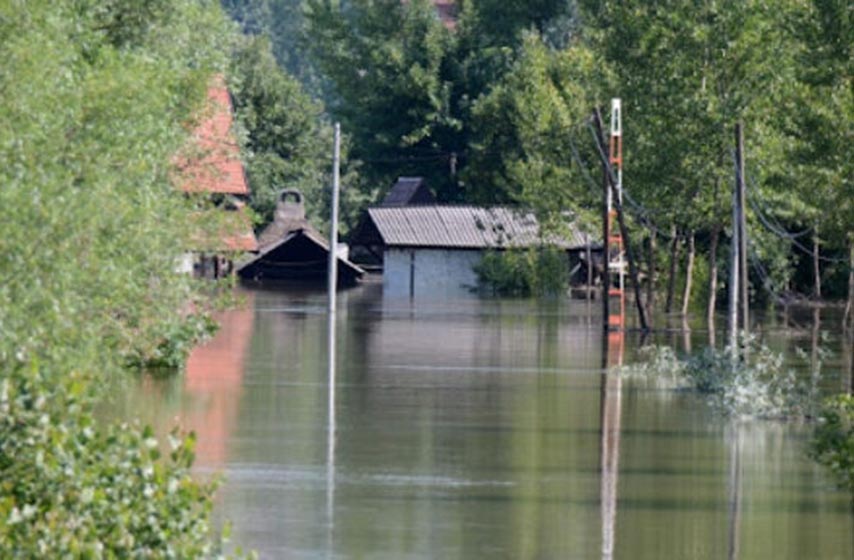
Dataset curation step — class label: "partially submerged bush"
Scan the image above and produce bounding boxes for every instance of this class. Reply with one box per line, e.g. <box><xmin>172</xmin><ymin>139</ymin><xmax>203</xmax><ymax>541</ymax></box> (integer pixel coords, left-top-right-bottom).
<box><xmin>621</xmin><ymin>339</ymin><xmax>822</xmax><ymax>419</ymax></box>
<box><xmin>811</xmin><ymin>395</ymin><xmax>854</xmax><ymax>491</ymax></box>
<box><xmin>0</xmin><ymin>363</ymin><xmax>246</xmax><ymax>558</ymax></box>
<box><xmin>475</xmin><ymin>246</ymin><xmax>568</xmax><ymax>296</ymax></box>
<box><xmin>127</xmin><ymin>313</ymin><xmax>219</xmax><ymax>371</ymax></box>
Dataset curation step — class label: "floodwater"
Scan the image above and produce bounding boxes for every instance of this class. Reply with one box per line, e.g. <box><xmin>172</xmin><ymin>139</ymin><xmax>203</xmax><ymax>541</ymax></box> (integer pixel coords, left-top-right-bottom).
<box><xmin>107</xmin><ymin>285</ymin><xmax>854</xmax><ymax>559</ymax></box>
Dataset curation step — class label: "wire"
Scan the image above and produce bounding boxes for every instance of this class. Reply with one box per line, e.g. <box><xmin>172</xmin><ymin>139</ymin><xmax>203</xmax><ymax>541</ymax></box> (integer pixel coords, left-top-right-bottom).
<box><xmin>744</xmin><ymin>170</ymin><xmax>847</xmax><ymax>265</ymax></box>
<box><xmin>744</xmin><ymin>173</ymin><xmax>812</xmax><ymax>240</ymax></box>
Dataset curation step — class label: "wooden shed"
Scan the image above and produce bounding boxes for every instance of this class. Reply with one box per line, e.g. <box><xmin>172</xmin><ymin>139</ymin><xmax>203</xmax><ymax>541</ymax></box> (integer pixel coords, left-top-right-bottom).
<box><xmin>237</xmin><ymin>190</ymin><xmax>364</xmax><ymax>286</ymax></box>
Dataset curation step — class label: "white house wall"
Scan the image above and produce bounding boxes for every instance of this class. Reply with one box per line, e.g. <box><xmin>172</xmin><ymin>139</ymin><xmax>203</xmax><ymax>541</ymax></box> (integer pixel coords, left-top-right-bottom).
<box><xmin>384</xmin><ymin>248</ymin><xmax>483</xmax><ymax>299</ymax></box>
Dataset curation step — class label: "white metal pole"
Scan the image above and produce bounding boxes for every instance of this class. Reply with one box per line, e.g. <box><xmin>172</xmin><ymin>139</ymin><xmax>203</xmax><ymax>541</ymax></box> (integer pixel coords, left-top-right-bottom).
<box><xmin>326</xmin><ymin>122</ymin><xmax>341</xmax><ymax>558</ymax></box>
<box><xmin>328</xmin><ymin>123</ymin><xmax>341</xmax><ymax>313</ymax></box>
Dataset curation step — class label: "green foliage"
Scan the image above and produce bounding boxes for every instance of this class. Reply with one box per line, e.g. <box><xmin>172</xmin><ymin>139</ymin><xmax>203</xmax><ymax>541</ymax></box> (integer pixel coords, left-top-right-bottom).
<box><xmin>466</xmin><ymin>33</ymin><xmax>607</xmax><ymax>231</ymax></box>
<box><xmin>811</xmin><ymin>395</ymin><xmax>854</xmax><ymax>492</ymax></box>
<box><xmin>624</xmin><ymin>340</ymin><xmax>822</xmax><ymax>419</ymax></box>
<box><xmin>222</xmin><ymin>0</ymin><xmax>323</xmax><ymax>94</ymax></box>
<box><xmin>305</xmin><ymin>0</ymin><xmax>463</xmax><ymax>200</ymax></box>
<box><xmin>0</xmin><ymin>362</ymin><xmax>246</xmax><ymax>557</ymax></box>
<box><xmin>457</xmin><ymin>0</ymin><xmax>574</xmax><ymax>49</ymax></box>
<box><xmin>229</xmin><ymin>35</ymin><xmax>333</xmax><ymax>228</ymax></box>
<box><xmin>475</xmin><ymin>246</ymin><xmax>568</xmax><ymax>297</ymax></box>
<box><xmin>127</xmin><ymin>313</ymin><xmax>220</xmax><ymax>371</ymax></box>
<box><xmin>0</xmin><ymin>1</ymin><xmax>248</xmax><ymax>555</ymax></box>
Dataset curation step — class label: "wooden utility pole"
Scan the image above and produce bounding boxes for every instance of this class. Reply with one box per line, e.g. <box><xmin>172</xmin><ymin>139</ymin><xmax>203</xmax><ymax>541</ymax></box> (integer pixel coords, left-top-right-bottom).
<box><xmin>600</xmin><ymin>117</ymin><xmax>611</xmax><ymax>329</ymax></box>
<box><xmin>813</xmin><ymin>229</ymin><xmax>822</xmax><ymax>300</ymax></box>
<box><xmin>736</xmin><ymin>123</ymin><xmax>749</xmax><ymax>336</ymax></box>
<box><xmin>728</xmin><ymin>126</ymin><xmax>741</xmax><ymax>357</ymax></box>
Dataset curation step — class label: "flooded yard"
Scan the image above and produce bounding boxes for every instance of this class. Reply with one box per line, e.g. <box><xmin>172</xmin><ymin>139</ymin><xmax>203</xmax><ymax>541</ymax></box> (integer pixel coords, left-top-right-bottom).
<box><xmin>108</xmin><ymin>285</ymin><xmax>854</xmax><ymax>559</ymax></box>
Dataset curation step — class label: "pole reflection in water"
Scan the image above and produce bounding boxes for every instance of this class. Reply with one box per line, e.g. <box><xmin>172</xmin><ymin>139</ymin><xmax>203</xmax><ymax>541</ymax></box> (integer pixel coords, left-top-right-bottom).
<box><xmin>727</xmin><ymin>424</ymin><xmax>743</xmax><ymax>560</ymax></box>
<box><xmin>600</xmin><ymin>329</ymin><xmax>624</xmax><ymax>560</ymax></box>
<box><xmin>325</xmin><ymin>306</ymin><xmax>337</xmax><ymax>560</ymax></box>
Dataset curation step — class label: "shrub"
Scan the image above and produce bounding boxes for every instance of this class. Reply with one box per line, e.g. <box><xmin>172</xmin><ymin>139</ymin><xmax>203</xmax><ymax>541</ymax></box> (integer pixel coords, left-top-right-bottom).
<box><xmin>811</xmin><ymin>395</ymin><xmax>854</xmax><ymax>491</ymax></box>
<box><xmin>127</xmin><ymin>313</ymin><xmax>219</xmax><ymax>371</ymax></box>
<box><xmin>0</xmin><ymin>1</ymin><xmax>250</xmax><ymax>556</ymax></box>
<box><xmin>622</xmin><ymin>339</ymin><xmax>823</xmax><ymax>419</ymax></box>
<box><xmin>0</xmin><ymin>363</ymin><xmax>247</xmax><ymax>558</ymax></box>
<box><xmin>475</xmin><ymin>246</ymin><xmax>568</xmax><ymax>296</ymax></box>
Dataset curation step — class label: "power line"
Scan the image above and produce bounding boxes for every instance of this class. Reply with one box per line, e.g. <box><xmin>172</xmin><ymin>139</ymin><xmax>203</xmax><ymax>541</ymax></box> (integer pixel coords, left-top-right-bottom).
<box><xmin>744</xmin><ymin>170</ymin><xmax>847</xmax><ymax>264</ymax></box>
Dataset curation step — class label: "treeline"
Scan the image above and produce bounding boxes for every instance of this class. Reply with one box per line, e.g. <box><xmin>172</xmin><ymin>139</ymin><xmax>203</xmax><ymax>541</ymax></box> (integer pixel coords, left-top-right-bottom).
<box><xmin>0</xmin><ymin>1</ymin><xmax>250</xmax><ymax>555</ymax></box>
<box><xmin>224</xmin><ymin>0</ymin><xmax>854</xmax><ymax>316</ymax></box>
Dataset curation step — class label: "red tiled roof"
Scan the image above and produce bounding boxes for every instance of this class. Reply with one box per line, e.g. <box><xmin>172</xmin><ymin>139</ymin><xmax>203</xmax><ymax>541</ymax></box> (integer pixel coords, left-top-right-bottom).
<box><xmin>176</xmin><ymin>78</ymin><xmax>249</xmax><ymax>195</ymax></box>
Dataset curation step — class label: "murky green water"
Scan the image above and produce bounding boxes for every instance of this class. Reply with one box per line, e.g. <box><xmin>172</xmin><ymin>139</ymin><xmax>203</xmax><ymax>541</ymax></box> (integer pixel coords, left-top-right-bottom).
<box><xmin>108</xmin><ymin>285</ymin><xmax>854</xmax><ymax>559</ymax></box>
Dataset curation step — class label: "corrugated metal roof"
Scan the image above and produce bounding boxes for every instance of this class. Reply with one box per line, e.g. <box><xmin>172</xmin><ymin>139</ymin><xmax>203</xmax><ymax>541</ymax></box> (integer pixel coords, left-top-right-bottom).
<box><xmin>367</xmin><ymin>206</ymin><xmax>596</xmax><ymax>249</ymax></box>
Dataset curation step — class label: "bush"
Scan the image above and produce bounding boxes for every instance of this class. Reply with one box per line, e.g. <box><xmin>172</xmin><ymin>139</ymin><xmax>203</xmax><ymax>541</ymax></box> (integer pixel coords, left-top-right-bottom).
<box><xmin>622</xmin><ymin>339</ymin><xmax>823</xmax><ymax>419</ymax></box>
<box><xmin>0</xmin><ymin>1</ymin><xmax>250</xmax><ymax>556</ymax></box>
<box><xmin>475</xmin><ymin>246</ymin><xmax>568</xmax><ymax>296</ymax></box>
<box><xmin>127</xmin><ymin>313</ymin><xmax>219</xmax><ymax>371</ymax></box>
<box><xmin>811</xmin><ymin>395</ymin><xmax>854</xmax><ymax>491</ymax></box>
<box><xmin>0</xmin><ymin>363</ymin><xmax>247</xmax><ymax>558</ymax></box>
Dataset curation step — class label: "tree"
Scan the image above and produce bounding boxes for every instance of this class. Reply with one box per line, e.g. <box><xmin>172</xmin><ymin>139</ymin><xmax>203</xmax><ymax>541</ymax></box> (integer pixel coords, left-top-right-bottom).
<box><xmin>222</xmin><ymin>0</ymin><xmax>324</xmax><ymax>94</ymax></box>
<box><xmin>0</xmin><ymin>1</ymin><xmax>247</xmax><ymax>554</ymax></box>
<box><xmin>230</xmin><ymin>35</ymin><xmax>333</xmax><ymax>227</ymax></box>
<box><xmin>465</xmin><ymin>33</ymin><xmax>606</xmax><ymax>233</ymax></box>
<box><xmin>305</xmin><ymin>0</ymin><xmax>463</xmax><ymax>200</ymax></box>
<box><xmin>579</xmin><ymin>0</ymin><xmax>801</xmax><ymax>319</ymax></box>
<box><xmin>787</xmin><ymin>0</ymin><xmax>854</xmax><ymax>315</ymax></box>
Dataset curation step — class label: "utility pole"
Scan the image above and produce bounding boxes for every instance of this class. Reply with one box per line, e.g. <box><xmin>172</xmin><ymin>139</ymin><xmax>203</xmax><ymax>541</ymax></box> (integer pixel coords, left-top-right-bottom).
<box><xmin>327</xmin><ymin>123</ymin><xmax>341</xmax><ymax>314</ymax></box>
<box><xmin>594</xmin><ymin>103</ymin><xmax>650</xmax><ymax>332</ymax></box>
<box><xmin>325</xmin><ymin>123</ymin><xmax>341</xmax><ymax>553</ymax></box>
<box><xmin>600</xmin><ymin>114</ymin><xmax>611</xmax><ymax>329</ymax></box>
<box><xmin>728</xmin><ymin>124</ymin><xmax>742</xmax><ymax>358</ymax></box>
<box><xmin>737</xmin><ymin>122</ymin><xmax>749</xmax><ymax>338</ymax></box>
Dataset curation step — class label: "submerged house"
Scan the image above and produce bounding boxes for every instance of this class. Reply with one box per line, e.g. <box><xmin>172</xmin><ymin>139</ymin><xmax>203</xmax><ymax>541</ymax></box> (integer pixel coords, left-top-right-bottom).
<box><xmin>175</xmin><ymin>76</ymin><xmax>257</xmax><ymax>277</ymax></box>
<box><xmin>237</xmin><ymin>190</ymin><xmax>364</xmax><ymax>286</ymax></box>
<box><xmin>351</xmin><ymin>202</ymin><xmax>599</xmax><ymax>298</ymax></box>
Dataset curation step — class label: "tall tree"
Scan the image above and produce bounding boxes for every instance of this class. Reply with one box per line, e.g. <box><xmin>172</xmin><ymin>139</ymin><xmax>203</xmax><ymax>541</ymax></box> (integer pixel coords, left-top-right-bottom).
<box><xmin>305</xmin><ymin>0</ymin><xmax>462</xmax><ymax>200</ymax></box>
<box><xmin>788</xmin><ymin>0</ymin><xmax>854</xmax><ymax>311</ymax></box>
<box><xmin>579</xmin><ymin>0</ymin><xmax>801</xmax><ymax>316</ymax></box>
<box><xmin>230</xmin><ymin>35</ymin><xmax>332</xmax><ymax>227</ymax></box>
<box><xmin>465</xmin><ymin>32</ymin><xmax>607</xmax><ymax>232</ymax></box>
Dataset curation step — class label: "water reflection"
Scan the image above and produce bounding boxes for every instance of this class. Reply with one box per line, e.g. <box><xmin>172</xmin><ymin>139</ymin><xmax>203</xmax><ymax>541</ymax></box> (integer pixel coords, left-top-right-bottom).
<box><xmin>326</xmin><ymin>297</ymin><xmax>337</xmax><ymax>559</ymax></box>
<box><xmin>600</xmin><ymin>331</ymin><xmax>623</xmax><ymax>559</ymax></box>
<box><xmin>104</xmin><ymin>287</ymin><xmax>854</xmax><ymax>559</ymax></box>
<box><xmin>184</xmin><ymin>294</ymin><xmax>254</xmax><ymax>468</ymax></box>
<box><xmin>727</xmin><ymin>425</ymin><xmax>743</xmax><ymax>560</ymax></box>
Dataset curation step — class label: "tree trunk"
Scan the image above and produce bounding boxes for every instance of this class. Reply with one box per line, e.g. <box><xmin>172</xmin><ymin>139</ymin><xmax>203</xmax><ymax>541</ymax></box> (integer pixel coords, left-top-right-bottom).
<box><xmin>813</xmin><ymin>230</ymin><xmax>822</xmax><ymax>300</ymax></box>
<box><xmin>646</xmin><ymin>231</ymin><xmax>657</xmax><ymax>325</ymax></box>
<box><xmin>845</xmin><ymin>234</ymin><xmax>854</xmax><ymax>330</ymax></box>
<box><xmin>665</xmin><ymin>226</ymin><xmax>680</xmax><ymax>314</ymax></box>
<box><xmin>707</xmin><ymin>224</ymin><xmax>720</xmax><ymax>333</ymax></box>
<box><xmin>682</xmin><ymin>231</ymin><xmax>696</xmax><ymax>316</ymax></box>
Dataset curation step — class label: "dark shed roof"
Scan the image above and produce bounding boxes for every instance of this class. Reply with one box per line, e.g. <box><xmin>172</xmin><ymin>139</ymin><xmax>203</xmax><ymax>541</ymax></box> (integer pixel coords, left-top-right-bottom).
<box><xmin>380</xmin><ymin>177</ymin><xmax>436</xmax><ymax>207</ymax></box>
<box><xmin>366</xmin><ymin>206</ymin><xmax>598</xmax><ymax>250</ymax></box>
<box><xmin>237</xmin><ymin>190</ymin><xmax>364</xmax><ymax>284</ymax></box>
